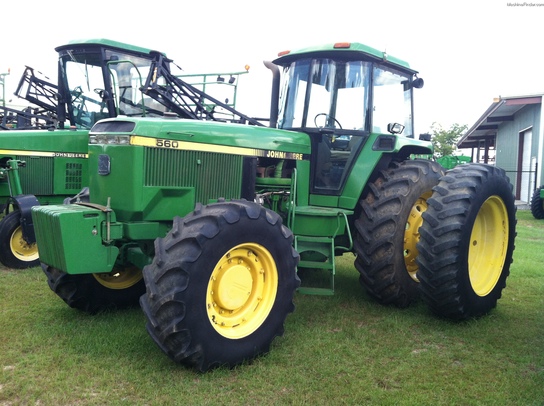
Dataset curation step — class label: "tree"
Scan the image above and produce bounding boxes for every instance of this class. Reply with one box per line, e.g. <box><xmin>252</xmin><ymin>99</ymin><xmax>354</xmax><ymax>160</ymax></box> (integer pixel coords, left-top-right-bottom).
<box><xmin>430</xmin><ymin>122</ymin><xmax>467</xmax><ymax>158</ymax></box>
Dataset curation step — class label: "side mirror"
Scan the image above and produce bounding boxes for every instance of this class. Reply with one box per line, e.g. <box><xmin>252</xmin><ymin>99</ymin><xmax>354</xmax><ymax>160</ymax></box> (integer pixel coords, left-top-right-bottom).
<box><xmin>419</xmin><ymin>133</ymin><xmax>432</xmax><ymax>141</ymax></box>
<box><xmin>412</xmin><ymin>78</ymin><xmax>424</xmax><ymax>89</ymax></box>
<box><xmin>387</xmin><ymin>122</ymin><xmax>405</xmax><ymax>134</ymax></box>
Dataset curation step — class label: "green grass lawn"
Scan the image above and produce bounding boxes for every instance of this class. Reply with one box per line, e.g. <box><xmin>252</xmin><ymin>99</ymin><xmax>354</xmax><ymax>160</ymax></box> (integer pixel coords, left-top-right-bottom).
<box><xmin>1</xmin><ymin>210</ymin><xmax>543</xmax><ymax>405</ymax></box>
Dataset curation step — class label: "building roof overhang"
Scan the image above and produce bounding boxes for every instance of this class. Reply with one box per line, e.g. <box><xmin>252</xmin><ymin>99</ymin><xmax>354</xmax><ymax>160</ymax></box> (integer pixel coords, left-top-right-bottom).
<box><xmin>458</xmin><ymin>94</ymin><xmax>543</xmax><ymax>149</ymax></box>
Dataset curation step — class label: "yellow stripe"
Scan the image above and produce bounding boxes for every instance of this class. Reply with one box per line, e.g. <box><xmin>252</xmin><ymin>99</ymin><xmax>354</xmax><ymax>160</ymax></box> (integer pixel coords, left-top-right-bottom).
<box><xmin>130</xmin><ymin>135</ymin><xmax>261</xmax><ymax>156</ymax></box>
<box><xmin>130</xmin><ymin>135</ymin><xmax>307</xmax><ymax>161</ymax></box>
<box><xmin>0</xmin><ymin>149</ymin><xmax>88</xmax><ymax>158</ymax></box>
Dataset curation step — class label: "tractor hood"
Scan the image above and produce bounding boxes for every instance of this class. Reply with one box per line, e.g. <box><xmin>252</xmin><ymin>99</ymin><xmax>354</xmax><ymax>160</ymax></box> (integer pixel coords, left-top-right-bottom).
<box><xmin>90</xmin><ymin>117</ymin><xmax>311</xmax><ymax>157</ymax></box>
<box><xmin>0</xmin><ymin>128</ymin><xmax>89</xmax><ymax>156</ymax></box>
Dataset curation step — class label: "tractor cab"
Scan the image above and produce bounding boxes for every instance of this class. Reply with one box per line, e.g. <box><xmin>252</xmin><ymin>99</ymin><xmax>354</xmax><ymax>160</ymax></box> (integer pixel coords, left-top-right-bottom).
<box><xmin>55</xmin><ymin>39</ymin><xmax>170</xmax><ymax>129</ymax></box>
<box><xmin>272</xmin><ymin>43</ymin><xmax>424</xmax><ymax>195</ymax></box>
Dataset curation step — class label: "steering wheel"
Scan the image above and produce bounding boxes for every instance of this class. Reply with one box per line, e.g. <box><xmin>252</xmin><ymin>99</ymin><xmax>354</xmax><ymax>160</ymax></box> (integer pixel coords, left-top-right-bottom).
<box><xmin>314</xmin><ymin>113</ymin><xmax>342</xmax><ymax>129</ymax></box>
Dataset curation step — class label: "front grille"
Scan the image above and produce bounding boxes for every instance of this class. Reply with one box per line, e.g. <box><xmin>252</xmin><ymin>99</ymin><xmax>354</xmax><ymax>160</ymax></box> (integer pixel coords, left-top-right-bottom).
<box><xmin>144</xmin><ymin>147</ymin><xmax>243</xmax><ymax>202</ymax></box>
<box><xmin>17</xmin><ymin>156</ymin><xmax>54</xmax><ymax>195</ymax></box>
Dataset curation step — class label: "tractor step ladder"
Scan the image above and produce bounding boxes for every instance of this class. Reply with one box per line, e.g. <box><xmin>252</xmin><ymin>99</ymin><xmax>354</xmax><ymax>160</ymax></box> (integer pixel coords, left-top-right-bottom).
<box><xmin>295</xmin><ymin>234</ymin><xmax>336</xmax><ymax>295</ymax></box>
<box><xmin>290</xmin><ymin>205</ymin><xmax>353</xmax><ymax>296</ymax></box>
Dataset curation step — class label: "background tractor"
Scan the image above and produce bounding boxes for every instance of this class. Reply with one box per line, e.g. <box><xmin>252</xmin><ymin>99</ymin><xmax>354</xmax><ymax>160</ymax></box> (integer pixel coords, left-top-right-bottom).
<box><xmin>1</xmin><ymin>66</ymin><xmax>60</xmax><ymax>130</ymax></box>
<box><xmin>0</xmin><ymin>39</ymin><xmax>256</xmax><ymax>269</ymax></box>
<box><xmin>32</xmin><ymin>42</ymin><xmax>517</xmax><ymax>372</ymax></box>
<box><xmin>531</xmin><ymin>186</ymin><xmax>544</xmax><ymax>219</ymax></box>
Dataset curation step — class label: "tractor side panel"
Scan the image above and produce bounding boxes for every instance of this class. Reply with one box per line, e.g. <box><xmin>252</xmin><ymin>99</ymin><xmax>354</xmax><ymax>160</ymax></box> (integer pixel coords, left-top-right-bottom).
<box><xmin>88</xmin><ymin>144</ymin><xmax>244</xmax><ymax>222</ymax></box>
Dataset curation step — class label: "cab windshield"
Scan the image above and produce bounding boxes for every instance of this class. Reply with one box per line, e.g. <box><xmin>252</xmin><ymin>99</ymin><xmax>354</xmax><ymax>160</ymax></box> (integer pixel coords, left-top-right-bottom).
<box><xmin>60</xmin><ymin>48</ymin><xmax>167</xmax><ymax>128</ymax></box>
<box><xmin>278</xmin><ymin>59</ymin><xmax>370</xmax><ymax>131</ymax></box>
<box><xmin>277</xmin><ymin>58</ymin><xmax>414</xmax><ymax>137</ymax></box>
<box><xmin>276</xmin><ymin>57</ymin><xmax>417</xmax><ymax>194</ymax></box>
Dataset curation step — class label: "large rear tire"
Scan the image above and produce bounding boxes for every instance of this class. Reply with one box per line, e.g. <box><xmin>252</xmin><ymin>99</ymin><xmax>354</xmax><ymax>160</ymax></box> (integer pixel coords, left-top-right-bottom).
<box><xmin>417</xmin><ymin>164</ymin><xmax>516</xmax><ymax>320</ymax></box>
<box><xmin>530</xmin><ymin>186</ymin><xmax>544</xmax><ymax>219</ymax></box>
<box><xmin>353</xmin><ymin>159</ymin><xmax>445</xmax><ymax>307</ymax></box>
<box><xmin>0</xmin><ymin>210</ymin><xmax>39</xmax><ymax>269</ymax></box>
<box><xmin>140</xmin><ymin>199</ymin><xmax>299</xmax><ymax>372</ymax></box>
<box><xmin>42</xmin><ymin>264</ymin><xmax>145</xmax><ymax>314</ymax></box>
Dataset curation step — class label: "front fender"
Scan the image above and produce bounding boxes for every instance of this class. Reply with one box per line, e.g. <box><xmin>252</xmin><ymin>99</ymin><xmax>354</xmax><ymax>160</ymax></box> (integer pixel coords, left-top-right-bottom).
<box><xmin>10</xmin><ymin>194</ymin><xmax>40</xmax><ymax>244</ymax></box>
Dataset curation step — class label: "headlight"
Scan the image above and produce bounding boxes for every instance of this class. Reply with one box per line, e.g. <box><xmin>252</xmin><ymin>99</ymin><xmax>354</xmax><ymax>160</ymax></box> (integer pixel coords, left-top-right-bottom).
<box><xmin>89</xmin><ymin>134</ymin><xmax>131</xmax><ymax>145</ymax></box>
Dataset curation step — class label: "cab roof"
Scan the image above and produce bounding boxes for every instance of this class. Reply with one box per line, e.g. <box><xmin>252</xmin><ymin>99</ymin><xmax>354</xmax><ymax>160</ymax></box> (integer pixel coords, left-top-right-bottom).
<box><xmin>273</xmin><ymin>42</ymin><xmax>416</xmax><ymax>74</ymax></box>
<box><xmin>55</xmin><ymin>38</ymin><xmax>164</xmax><ymax>57</ymax></box>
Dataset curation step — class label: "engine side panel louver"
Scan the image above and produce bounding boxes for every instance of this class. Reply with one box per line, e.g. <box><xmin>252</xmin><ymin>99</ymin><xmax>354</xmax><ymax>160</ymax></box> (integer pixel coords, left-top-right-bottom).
<box><xmin>65</xmin><ymin>162</ymin><xmax>83</xmax><ymax>190</ymax></box>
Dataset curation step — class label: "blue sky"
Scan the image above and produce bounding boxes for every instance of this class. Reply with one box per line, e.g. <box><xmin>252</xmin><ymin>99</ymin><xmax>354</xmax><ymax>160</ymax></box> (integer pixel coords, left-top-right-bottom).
<box><xmin>2</xmin><ymin>0</ymin><xmax>543</xmax><ymax>135</ymax></box>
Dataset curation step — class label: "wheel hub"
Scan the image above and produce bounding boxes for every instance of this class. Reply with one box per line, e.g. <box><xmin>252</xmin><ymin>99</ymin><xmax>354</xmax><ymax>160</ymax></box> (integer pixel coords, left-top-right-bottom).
<box><xmin>207</xmin><ymin>243</ymin><xmax>278</xmax><ymax>339</ymax></box>
<box><xmin>213</xmin><ymin>264</ymin><xmax>253</xmax><ymax>310</ymax></box>
<box><xmin>10</xmin><ymin>226</ymin><xmax>39</xmax><ymax>262</ymax></box>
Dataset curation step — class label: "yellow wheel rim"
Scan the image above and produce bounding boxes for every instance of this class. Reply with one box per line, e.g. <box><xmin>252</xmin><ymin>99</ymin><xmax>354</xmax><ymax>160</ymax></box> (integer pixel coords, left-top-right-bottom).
<box><xmin>468</xmin><ymin>196</ymin><xmax>509</xmax><ymax>296</ymax></box>
<box><xmin>10</xmin><ymin>226</ymin><xmax>39</xmax><ymax>262</ymax></box>
<box><xmin>404</xmin><ymin>192</ymin><xmax>431</xmax><ymax>282</ymax></box>
<box><xmin>93</xmin><ymin>265</ymin><xmax>143</xmax><ymax>289</ymax></box>
<box><xmin>207</xmin><ymin>243</ymin><xmax>278</xmax><ymax>339</ymax></box>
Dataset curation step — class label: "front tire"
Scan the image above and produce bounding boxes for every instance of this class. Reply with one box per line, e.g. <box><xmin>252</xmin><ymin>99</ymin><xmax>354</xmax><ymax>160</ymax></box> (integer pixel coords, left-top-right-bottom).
<box><xmin>42</xmin><ymin>264</ymin><xmax>145</xmax><ymax>314</ymax></box>
<box><xmin>530</xmin><ymin>186</ymin><xmax>544</xmax><ymax>219</ymax></box>
<box><xmin>140</xmin><ymin>199</ymin><xmax>299</xmax><ymax>372</ymax></box>
<box><xmin>417</xmin><ymin>164</ymin><xmax>516</xmax><ymax>320</ymax></box>
<box><xmin>353</xmin><ymin>159</ymin><xmax>444</xmax><ymax>307</ymax></box>
<box><xmin>0</xmin><ymin>210</ymin><xmax>39</xmax><ymax>269</ymax></box>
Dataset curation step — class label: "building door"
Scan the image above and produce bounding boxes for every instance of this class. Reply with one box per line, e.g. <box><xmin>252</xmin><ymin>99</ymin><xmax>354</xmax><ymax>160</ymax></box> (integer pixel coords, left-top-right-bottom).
<box><xmin>517</xmin><ymin>128</ymin><xmax>533</xmax><ymax>201</ymax></box>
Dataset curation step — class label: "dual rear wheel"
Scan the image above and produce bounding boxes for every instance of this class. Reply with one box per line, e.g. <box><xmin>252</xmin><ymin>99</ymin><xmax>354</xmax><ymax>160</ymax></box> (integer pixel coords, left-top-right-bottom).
<box><xmin>354</xmin><ymin>159</ymin><xmax>445</xmax><ymax>307</ymax></box>
<box><xmin>417</xmin><ymin>164</ymin><xmax>516</xmax><ymax>319</ymax></box>
<box><xmin>354</xmin><ymin>161</ymin><xmax>516</xmax><ymax>320</ymax></box>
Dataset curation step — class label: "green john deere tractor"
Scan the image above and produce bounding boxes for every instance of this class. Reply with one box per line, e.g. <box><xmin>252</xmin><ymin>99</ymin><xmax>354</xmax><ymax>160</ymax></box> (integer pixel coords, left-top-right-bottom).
<box><xmin>32</xmin><ymin>42</ymin><xmax>517</xmax><ymax>372</ymax></box>
<box><xmin>0</xmin><ymin>39</ymin><xmax>256</xmax><ymax>269</ymax></box>
<box><xmin>0</xmin><ymin>40</ymin><xmax>171</xmax><ymax>269</ymax></box>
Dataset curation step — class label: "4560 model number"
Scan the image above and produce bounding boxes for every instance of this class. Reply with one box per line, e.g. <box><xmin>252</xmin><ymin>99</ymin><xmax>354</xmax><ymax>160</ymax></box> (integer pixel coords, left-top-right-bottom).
<box><xmin>156</xmin><ymin>139</ymin><xmax>179</xmax><ymax>148</ymax></box>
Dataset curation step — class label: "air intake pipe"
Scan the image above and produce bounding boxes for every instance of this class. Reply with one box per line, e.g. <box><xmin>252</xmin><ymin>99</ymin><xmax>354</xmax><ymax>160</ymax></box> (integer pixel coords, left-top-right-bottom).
<box><xmin>263</xmin><ymin>60</ymin><xmax>280</xmax><ymax>128</ymax></box>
